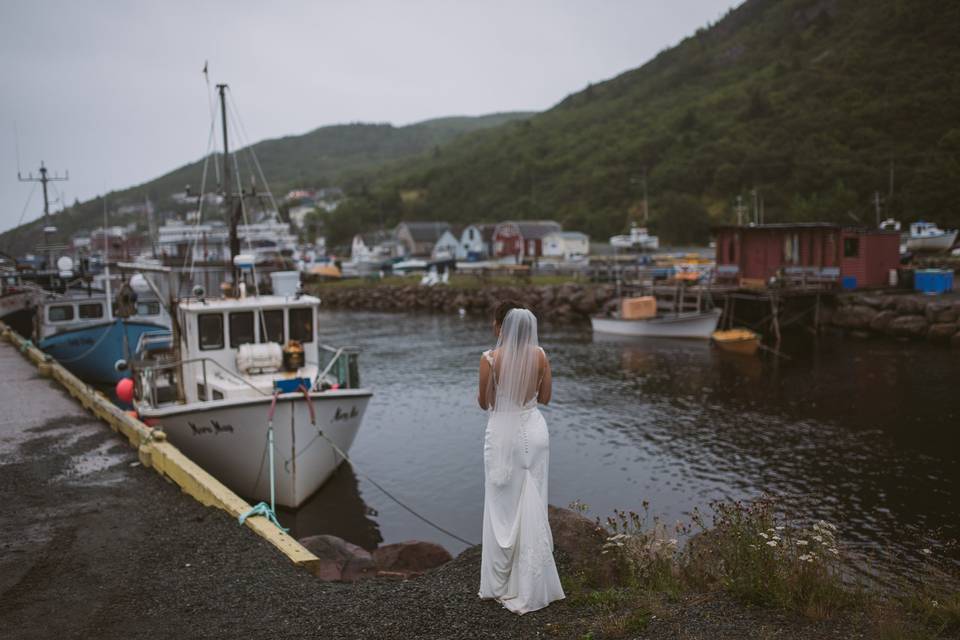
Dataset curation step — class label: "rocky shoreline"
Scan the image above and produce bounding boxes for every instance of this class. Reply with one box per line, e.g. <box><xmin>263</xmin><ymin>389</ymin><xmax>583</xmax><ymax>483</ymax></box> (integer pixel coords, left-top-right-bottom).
<box><xmin>831</xmin><ymin>291</ymin><xmax>960</xmax><ymax>347</ymax></box>
<box><xmin>313</xmin><ymin>282</ymin><xmax>619</xmax><ymax>322</ymax></box>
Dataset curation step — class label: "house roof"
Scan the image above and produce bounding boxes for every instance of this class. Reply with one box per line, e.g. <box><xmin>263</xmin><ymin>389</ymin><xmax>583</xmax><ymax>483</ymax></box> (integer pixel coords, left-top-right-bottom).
<box><xmin>712</xmin><ymin>223</ymin><xmax>899</xmax><ymax>235</ymax></box>
<box><xmin>397</xmin><ymin>221</ymin><xmax>451</xmax><ymax>242</ymax></box>
<box><xmin>559</xmin><ymin>231</ymin><xmax>589</xmax><ymax>240</ymax></box>
<box><xmin>499</xmin><ymin>220</ymin><xmax>562</xmax><ymax>239</ymax></box>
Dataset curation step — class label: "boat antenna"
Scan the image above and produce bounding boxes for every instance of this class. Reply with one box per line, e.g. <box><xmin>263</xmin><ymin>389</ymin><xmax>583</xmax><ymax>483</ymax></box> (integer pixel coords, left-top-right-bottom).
<box><xmin>217</xmin><ymin>83</ymin><xmax>241</xmax><ymax>290</ymax></box>
<box><xmin>18</xmin><ymin>160</ymin><xmax>68</xmax><ymax>269</ymax></box>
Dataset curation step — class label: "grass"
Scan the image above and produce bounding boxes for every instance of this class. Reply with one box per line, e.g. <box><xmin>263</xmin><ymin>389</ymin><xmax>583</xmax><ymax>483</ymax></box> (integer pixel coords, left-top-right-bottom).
<box><xmin>563</xmin><ymin>496</ymin><xmax>960</xmax><ymax>639</ymax></box>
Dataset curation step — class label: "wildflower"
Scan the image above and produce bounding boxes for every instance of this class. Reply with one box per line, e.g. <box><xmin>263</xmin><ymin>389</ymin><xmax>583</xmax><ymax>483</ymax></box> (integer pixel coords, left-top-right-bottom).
<box><xmin>766</xmin><ymin>540</ymin><xmax>777</xmax><ymax>547</ymax></box>
<box><xmin>772</xmin><ymin>535</ymin><xmax>781</xmax><ymax>541</ymax></box>
<box><xmin>775</xmin><ymin>525</ymin><xmax>785</xmax><ymax>531</ymax></box>
<box><xmin>668</xmin><ymin>538</ymin><xmax>678</xmax><ymax>546</ymax></box>
<box><xmin>813</xmin><ymin>535</ymin><xmax>823</xmax><ymax>543</ymax></box>
<box><xmin>932</xmin><ymin>600</ymin><xmax>939</xmax><ymax>608</ymax></box>
<box><xmin>922</xmin><ymin>548</ymin><xmax>932</xmax><ymax>555</ymax></box>
<box><xmin>796</xmin><ymin>540</ymin><xmax>809</xmax><ymax>546</ymax></box>
<box><xmin>828</xmin><ymin>548</ymin><xmax>839</xmax><ymax>555</ymax></box>
<box><xmin>799</xmin><ymin>553</ymin><xmax>811</xmax><ymax>562</ymax></box>
<box><xmin>767</xmin><ymin>527</ymin><xmax>775</xmax><ymax>532</ymax></box>
<box><xmin>758</xmin><ymin>532</ymin><xmax>769</xmax><ymax>539</ymax></box>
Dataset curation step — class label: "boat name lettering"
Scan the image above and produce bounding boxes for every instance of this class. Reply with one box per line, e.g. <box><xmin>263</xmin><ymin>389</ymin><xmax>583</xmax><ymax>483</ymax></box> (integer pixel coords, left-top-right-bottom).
<box><xmin>188</xmin><ymin>420</ymin><xmax>235</xmax><ymax>435</ymax></box>
<box><xmin>332</xmin><ymin>406</ymin><xmax>359</xmax><ymax>423</ymax></box>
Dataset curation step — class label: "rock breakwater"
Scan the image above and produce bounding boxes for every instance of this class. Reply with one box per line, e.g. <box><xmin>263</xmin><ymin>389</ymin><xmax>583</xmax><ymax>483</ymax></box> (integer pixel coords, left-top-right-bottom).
<box><xmin>313</xmin><ymin>283</ymin><xmax>619</xmax><ymax>323</ymax></box>
<box><xmin>831</xmin><ymin>292</ymin><xmax>960</xmax><ymax>347</ymax></box>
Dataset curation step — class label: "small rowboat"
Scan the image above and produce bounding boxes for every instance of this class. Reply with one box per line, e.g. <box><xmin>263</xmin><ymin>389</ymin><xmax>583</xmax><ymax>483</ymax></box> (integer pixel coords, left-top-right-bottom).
<box><xmin>711</xmin><ymin>328</ymin><xmax>760</xmax><ymax>356</ymax></box>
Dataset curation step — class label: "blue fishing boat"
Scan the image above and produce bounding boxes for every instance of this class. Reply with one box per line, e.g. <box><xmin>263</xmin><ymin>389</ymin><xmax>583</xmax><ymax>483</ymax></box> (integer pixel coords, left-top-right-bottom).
<box><xmin>36</xmin><ymin>287</ymin><xmax>170</xmax><ymax>385</ymax></box>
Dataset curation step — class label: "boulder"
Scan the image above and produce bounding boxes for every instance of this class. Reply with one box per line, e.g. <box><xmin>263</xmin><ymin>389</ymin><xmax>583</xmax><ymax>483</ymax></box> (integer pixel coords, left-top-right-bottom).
<box><xmin>372</xmin><ymin>541</ymin><xmax>453</xmax><ymax>577</ymax></box>
<box><xmin>927</xmin><ymin>323</ymin><xmax>958</xmax><ymax>343</ymax></box>
<box><xmin>852</xmin><ymin>294</ymin><xmax>887</xmax><ymax>309</ymax></box>
<box><xmin>925</xmin><ymin>302</ymin><xmax>955</xmax><ymax>323</ymax></box>
<box><xmin>300</xmin><ymin>534</ymin><xmax>376</xmax><ymax>582</ymax></box>
<box><xmin>895</xmin><ymin>296</ymin><xmax>926</xmax><ymax>315</ymax></box>
<box><xmin>888</xmin><ymin>315</ymin><xmax>929</xmax><ymax>339</ymax></box>
<box><xmin>952</xmin><ymin>333</ymin><xmax>960</xmax><ymax>349</ymax></box>
<box><xmin>869</xmin><ymin>310</ymin><xmax>899</xmax><ymax>334</ymax></box>
<box><xmin>548</xmin><ymin>505</ymin><xmax>622</xmax><ymax>587</ymax></box>
<box><xmin>831</xmin><ymin>304</ymin><xmax>876</xmax><ymax>330</ymax></box>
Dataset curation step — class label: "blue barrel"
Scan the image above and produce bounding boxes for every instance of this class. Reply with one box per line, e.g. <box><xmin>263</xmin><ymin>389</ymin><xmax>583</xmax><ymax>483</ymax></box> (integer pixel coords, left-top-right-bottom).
<box><xmin>915</xmin><ymin>269</ymin><xmax>954</xmax><ymax>294</ymax></box>
<box><xmin>841</xmin><ymin>276</ymin><xmax>858</xmax><ymax>290</ymax></box>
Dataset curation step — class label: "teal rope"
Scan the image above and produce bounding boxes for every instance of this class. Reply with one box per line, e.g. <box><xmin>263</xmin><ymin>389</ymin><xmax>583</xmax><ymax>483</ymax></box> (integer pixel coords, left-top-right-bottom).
<box><xmin>238</xmin><ymin>502</ymin><xmax>288</xmax><ymax>531</ymax></box>
<box><xmin>19</xmin><ymin>339</ymin><xmax>33</xmax><ymax>353</ymax></box>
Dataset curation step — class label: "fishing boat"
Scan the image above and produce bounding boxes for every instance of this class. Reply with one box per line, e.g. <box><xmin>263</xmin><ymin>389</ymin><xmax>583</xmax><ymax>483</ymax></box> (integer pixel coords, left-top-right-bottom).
<box><xmin>591</xmin><ymin>308</ymin><xmax>721</xmax><ymax>338</ymax></box>
<box><xmin>35</xmin><ymin>279</ymin><xmax>171</xmax><ymax>384</ymax></box>
<box><xmin>906</xmin><ymin>221</ymin><xmax>958</xmax><ymax>252</ymax></box>
<box><xmin>131</xmin><ymin>81</ymin><xmax>371</xmax><ymax>508</ymax></box>
<box><xmin>610</xmin><ymin>223</ymin><xmax>659</xmax><ymax>251</ymax></box>
<box><xmin>132</xmin><ymin>288</ymin><xmax>371</xmax><ymax>508</ymax></box>
<box><xmin>711</xmin><ymin>328</ymin><xmax>760</xmax><ymax>356</ymax></box>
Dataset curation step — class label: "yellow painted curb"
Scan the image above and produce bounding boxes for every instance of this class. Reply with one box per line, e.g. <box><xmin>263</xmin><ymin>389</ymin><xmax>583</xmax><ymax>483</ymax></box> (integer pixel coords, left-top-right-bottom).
<box><xmin>1</xmin><ymin>321</ymin><xmax>319</xmax><ymax>570</ymax></box>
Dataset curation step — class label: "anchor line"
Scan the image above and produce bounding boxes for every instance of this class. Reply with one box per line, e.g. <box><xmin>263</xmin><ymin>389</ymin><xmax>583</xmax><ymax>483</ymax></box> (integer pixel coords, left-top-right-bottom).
<box><xmin>253</xmin><ymin>393</ymin><xmax>477</xmax><ymax>547</ymax></box>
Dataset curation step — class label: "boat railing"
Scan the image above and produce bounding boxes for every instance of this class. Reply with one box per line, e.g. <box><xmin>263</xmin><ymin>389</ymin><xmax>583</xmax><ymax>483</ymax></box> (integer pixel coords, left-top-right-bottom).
<box><xmin>134</xmin><ymin>355</ymin><xmax>272</xmax><ymax>407</ymax></box>
<box><xmin>135</xmin><ymin>330</ymin><xmax>172</xmax><ymax>355</ymax></box>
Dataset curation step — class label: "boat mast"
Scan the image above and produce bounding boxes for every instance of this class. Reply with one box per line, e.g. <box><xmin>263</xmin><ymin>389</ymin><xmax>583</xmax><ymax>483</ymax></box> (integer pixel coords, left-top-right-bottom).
<box><xmin>217</xmin><ymin>84</ymin><xmax>241</xmax><ymax>287</ymax></box>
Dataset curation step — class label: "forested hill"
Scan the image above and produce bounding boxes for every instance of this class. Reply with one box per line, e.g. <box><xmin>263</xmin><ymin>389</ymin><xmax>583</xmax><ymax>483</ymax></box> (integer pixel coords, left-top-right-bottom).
<box><xmin>328</xmin><ymin>0</ymin><xmax>960</xmax><ymax>246</ymax></box>
<box><xmin>0</xmin><ymin>112</ymin><xmax>531</xmax><ymax>249</ymax></box>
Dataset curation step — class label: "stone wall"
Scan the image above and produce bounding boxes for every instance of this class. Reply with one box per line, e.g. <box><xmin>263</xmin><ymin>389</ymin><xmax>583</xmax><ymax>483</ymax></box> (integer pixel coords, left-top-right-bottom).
<box><xmin>831</xmin><ymin>292</ymin><xmax>960</xmax><ymax>347</ymax></box>
<box><xmin>312</xmin><ymin>283</ymin><xmax>619</xmax><ymax>323</ymax></box>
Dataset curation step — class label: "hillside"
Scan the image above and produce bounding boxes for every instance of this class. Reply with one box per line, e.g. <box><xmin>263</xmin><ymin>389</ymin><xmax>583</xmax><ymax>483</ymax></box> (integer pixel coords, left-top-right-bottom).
<box><xmin>327</xmin><ymin>0</ymin><xmax>960</xmax><ymax>246</ymax></box>
<box><xmin>0</xmin><ymin>112</ymin><xmax>531</xmax><ymax>250</ymax></box>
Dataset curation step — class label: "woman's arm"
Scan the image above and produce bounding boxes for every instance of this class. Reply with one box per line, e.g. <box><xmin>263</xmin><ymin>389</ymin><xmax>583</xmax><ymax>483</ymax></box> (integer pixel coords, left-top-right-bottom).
<box><xmin>478</xmin><ymin>354</ymin><xmax>492</xmax><ymax>410</ymax></box>
<box><xmin>538</xmin><ymin>349</ymin><xmax>552</xmax><ymax>405</ymax></box>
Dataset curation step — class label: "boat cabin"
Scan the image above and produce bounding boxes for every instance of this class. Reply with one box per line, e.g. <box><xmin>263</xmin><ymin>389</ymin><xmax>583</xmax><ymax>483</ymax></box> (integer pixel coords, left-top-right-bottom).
<box><xmin>37</xmin><ymin>293</ymin><xmax>168</xmax><ymax>340</ymax></box>
<box><xmin>712</xmin><ymin>223</ymin><xmax>901</xmax><ymax>289</ymax></box>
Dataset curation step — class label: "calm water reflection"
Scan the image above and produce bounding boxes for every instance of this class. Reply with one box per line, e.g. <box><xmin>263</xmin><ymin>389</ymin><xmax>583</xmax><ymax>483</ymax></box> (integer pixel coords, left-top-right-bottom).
<box><xmin>282</xmin><ymin>310</ymin><xmax>959</xmax><ymax>574</ymax></box>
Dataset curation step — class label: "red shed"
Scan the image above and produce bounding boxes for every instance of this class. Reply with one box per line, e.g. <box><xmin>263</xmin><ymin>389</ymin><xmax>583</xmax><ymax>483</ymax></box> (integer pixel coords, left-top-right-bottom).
<box><xmin>713</xmin><ymin>223</ymin><xmax>900</xmax><ymax>289</ymax></box>
<box><xmin>492</xmin><ymin>221</ymin><xmax>561</xmax><ymax>260</ymax></box>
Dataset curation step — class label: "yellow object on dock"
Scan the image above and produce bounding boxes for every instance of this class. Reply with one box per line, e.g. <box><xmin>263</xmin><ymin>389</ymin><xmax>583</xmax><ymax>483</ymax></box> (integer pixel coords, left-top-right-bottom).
<box><xmin>712</xmin><ymin>328</ymin><xmax>761</xmax><ymax>356</ymax></box>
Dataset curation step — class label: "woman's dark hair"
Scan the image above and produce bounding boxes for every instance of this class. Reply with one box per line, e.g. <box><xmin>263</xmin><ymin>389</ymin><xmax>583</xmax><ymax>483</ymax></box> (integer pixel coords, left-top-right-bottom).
<box><xmin>493</xmin><ymin>299</ymin><xmax>529</xmax><ymax>326</ymax></box>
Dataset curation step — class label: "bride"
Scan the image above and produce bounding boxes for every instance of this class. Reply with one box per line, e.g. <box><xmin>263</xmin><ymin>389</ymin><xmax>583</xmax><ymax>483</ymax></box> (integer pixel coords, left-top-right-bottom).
<box><xmin>477</xmin><ymin>301</ymin><xmax>565</xmax><ymax>614</ymax></box>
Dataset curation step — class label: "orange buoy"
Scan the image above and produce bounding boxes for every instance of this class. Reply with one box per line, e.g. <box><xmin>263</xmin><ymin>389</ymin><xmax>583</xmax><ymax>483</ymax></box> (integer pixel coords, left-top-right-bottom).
<box><xmin>116</xmin><ymin>377</ymin><xmax>134</xmax><ymax>403</ymax></box>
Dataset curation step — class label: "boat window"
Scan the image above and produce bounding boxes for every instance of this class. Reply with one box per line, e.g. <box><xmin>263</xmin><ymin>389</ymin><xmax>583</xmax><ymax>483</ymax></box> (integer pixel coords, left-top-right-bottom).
<box><xmin>229</xmin><ymin>311</ymin><xmax>255</xmax><ymax>348</ymax></box>
<box><xmin>49</xmin><ymin>305</ymin><xmax>75</xmax><ymax>322</ymax></box>
<box><xmin>78</xmin><ymin>303</ymin><xmax>104</xmax><ymax>319</ymax></box>
<box><xmin>843</xmin><ymin>237</ymin><xmax>860</xmax><ymax>258</ymax></box>
<box><xmin>258</xmin><ymin>309</ymin><xmax>285</xmax><ymax>344</ymax></box>
<box><xmin>198</xmin><ymin>313</ymin><xmax>224</xmax><ymax>350</ymax></box>
<box><xmin>289</xmin><ymin>308</ymin><xmax>313</xmax><ymax>343</ymax></box>
<box><xmin>136</xmin><ymin>301</ymin><xmax>161</xmax><ymax>316</ymax></box>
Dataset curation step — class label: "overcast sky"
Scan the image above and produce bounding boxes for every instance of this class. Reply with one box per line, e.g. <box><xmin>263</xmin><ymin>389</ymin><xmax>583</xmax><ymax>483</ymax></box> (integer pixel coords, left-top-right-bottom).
<box><xmin>0</xmin><ymin>0</ymin><xmax>737</xmax><ymax>233</ymax></box>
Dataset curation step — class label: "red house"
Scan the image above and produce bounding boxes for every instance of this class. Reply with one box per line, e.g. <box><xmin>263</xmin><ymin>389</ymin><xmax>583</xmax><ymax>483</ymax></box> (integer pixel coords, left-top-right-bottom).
<box><xmin>492</xmin><ymin>221</ymin><xmax>562</xmax><ymax>260</ymax></box>
<box><xmin>713</xmin><ymin>223</ymin><xmax>901</xmax><ymax>289</ymax></box>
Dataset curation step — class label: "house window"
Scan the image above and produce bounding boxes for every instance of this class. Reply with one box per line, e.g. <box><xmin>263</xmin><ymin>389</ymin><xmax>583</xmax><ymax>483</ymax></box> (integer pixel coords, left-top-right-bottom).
<box><xmin>48</xmin><ymin>305</ymin><xmax>74</xmax><ymax>322</ymax></box>
<box><xmin>289</xmin><ymin>308</ymin><xmax>313</xmax><ymax>343</ymax></box>
<box><xmin>229</xmin><ymin>312</ymin><xmax>255</xmax><ymax>348</ymax></box>
<box><xmin>136</xmin><ymin>301</ymin><xmax>161</xmax><ymax>316</ymax></box>
<box><xmin>843</xmin><ymin>237</ymin><xmax>860</xmax><ymax>258</ymax></box>
<box><xmin>198</xmin><ymin>313</ymin><xmax>224</xmax><ymax>350</ymax></box>
<box><xmin>259</xmin><ymin>309</ymin><xmax>285</xmax><ymax>344</ymax></box>
<box><xmin>78</xmin><ymin>303</ymin><xmax>104</xmax><ymax>319</ymax></box>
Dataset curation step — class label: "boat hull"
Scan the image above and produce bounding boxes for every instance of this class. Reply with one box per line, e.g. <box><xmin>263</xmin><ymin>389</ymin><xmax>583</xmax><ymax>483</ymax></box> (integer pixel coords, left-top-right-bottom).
<box><xmin>906</xmin><ymin>230</ymin><xmax>958</xmax><ymax>252</ymax></box>
<box><xmin>712</xmin><ymin>333</ymin><xmax>760</xmax><ymax>356</ymax></box>
<box><xmin>591</xmin><ymin>309</ymin><xmax>721</xmax><ymax>339</ymax></box>
<box><xmin>39</xmin><ymin>319</ymin><xmax>169</xmax><ymax>385</ymax></box>
<box><xmin>140</xmin><ymin>390</ymin><xmax>372</xmax><ymax>508</ymax></box>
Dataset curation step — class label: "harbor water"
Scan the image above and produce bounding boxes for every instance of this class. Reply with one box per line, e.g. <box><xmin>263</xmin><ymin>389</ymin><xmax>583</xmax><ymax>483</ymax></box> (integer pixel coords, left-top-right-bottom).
<box><xmin>280</xmin><ymin>310</ymin><xmax>959</xmax><ymax>577</ymax></box>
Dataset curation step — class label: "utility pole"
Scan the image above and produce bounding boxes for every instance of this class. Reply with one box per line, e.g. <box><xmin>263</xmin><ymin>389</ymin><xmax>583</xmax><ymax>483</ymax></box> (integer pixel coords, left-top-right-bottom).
<box><xmin>641</xmin><ymin>165</ymin><xmax>649</xmax><ymax>224</ymax></box>
<box><xmin>873</xmin><ymin>191</ymin><xmax>883</xmax><ymax>227</ymax></box>
<box><xmin>751</xmin><ymin>188</ymin><xmax>759</xmax><ymax>225</ymax></box>
<box><xmin>735</xmin><ymin>195</ymin><xmax>746</xmax><ymax>226</ymax></box>
<box><xmin>888</xmin><ymin>159</ymin><xmax>895</xmax><ymax>210</ymax></box>
<box><xmin>18</xmin><ymin>161</ymin><xmax>68</xmax><ymax>269</ymax></box>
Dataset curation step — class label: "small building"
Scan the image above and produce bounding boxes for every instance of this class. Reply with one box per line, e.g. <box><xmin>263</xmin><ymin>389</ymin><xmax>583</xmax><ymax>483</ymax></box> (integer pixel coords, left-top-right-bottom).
<box><xmin>459</xmin><ymin>224</ymin><xmax>495</xmax><ymax>261</ymax></box>
<box><xmin>394</xmin><ymin>222</ymin><xmax>451</xmax><ymax>257</ymax></box>
<box><xmin>492</xmin><ymin>221</ymin><xmax>563</xmax><ymax>261</ymax></box>
<box><xmin>712</xmin><ymin>223</ymin><xmax>901</xmax><ymax>289</ymax></box>
<box><xmin>543</xmin><ymin>231</ymin><xmax>590</xmax><ymax>261</ymax></box>
<box><xmin>431</xmin><ymin>228</ymin><xmax>462</xmax><ymax>260</ymax></box>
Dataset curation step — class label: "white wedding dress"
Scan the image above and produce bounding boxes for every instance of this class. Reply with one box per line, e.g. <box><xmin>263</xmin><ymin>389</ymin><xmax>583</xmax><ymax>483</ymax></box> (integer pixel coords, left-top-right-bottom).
<box><xmin>478</xmin><ymin>309</ymin><xmax>564</xmax><ymax>615</ymax></box>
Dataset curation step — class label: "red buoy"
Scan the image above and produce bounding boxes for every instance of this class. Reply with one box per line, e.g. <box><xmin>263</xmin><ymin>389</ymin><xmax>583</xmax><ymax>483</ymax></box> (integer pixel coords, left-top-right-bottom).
<box><xmin>116</xmin><ymin>377</ymin><xmax>134</xmax><ymax>404</ymax></box>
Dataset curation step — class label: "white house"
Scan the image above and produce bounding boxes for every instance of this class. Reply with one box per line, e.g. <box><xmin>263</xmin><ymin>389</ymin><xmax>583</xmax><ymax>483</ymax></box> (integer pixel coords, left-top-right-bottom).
<box><xmin>459</xmin><ymin>224</ymin><xmax>493</xmax><ymax>261</ymax></box>
<box><xmin>542</xmin><ymin>231</ymin><xmax>590</xmax><ymax>261</ymax></box>
<box><xmin>431</xmin><ymin>230</ymin><xmax>461</xmax><ymax>260</ymax></box>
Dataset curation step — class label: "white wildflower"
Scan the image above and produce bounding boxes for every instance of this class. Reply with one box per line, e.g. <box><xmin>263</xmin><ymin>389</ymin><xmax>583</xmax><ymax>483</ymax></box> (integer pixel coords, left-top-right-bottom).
<box><xmin>922</xmin><ymin>548</ymin><xmax>932</xmax><ymax>555</ymax></box>
<box><xmin>775</xmin><ymin>525</ymin><xmax>785</xmax><ymax>531</ymax></box>
<box><xmin>767</xmin><ymin>527</ymin><xmax>776</xmax><ymax>532</ymax></box>
<box><xmin>828</xmin><ymin>548</ymin><xmax>839</xmax><ymax>555</ymax></box>
<box><xmin>813</xmin><ymin>535</ymin><xmax>823</xmax><ymax>543</ymax></box>
<box><xmin>799</xmin><ymin>553</ymin><xmax>811</xmax><ymax>562</ymax></box>
<box><xmin>766</xmin><ymin>540</ymin><xmax>777</xmax><ymax>547</ymax></box>
<box><xmin>772</xmin><ymin>535</ymin><xmax>781</xmax><ymax>541</ymax></box>
<box><xmin>759</xmin><ymin>532</ymin><xmax>769</xmax><ymax>539</ymax></box>
<box><xmin>796</xmin><ymin>540</ymin><xmax>809</xmax><ymax>546</ymax></box>
<box><xmin>668</xmin><ymin>538</ymin><xmax>678</xmax><ymax>546</ymax></box>
<box><xmin>932</xmin><ymin>600</ymin><xmax>939</xmax><ymax>608</ymax></box>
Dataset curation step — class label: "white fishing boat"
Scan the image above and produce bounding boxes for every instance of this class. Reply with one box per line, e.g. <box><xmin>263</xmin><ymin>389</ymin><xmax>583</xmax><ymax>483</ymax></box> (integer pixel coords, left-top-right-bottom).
<box><xmin>610</xmin><ymin>224</ymin><xmax>659</xmax><ymax>251</ymax></box>
<box><xmin>132</xmin><ymin>291</ymin><xmax>372</xmax><ymax>508</ymax></box>
<box><xmin>591</xmin><ymin>308</ymin><xmax>721</xmax><ymax>338</ymax></box>
<box><xmin>906</xmin><ymin>221</ymin><xmax>958</xmax><ymax>252</ymax></box>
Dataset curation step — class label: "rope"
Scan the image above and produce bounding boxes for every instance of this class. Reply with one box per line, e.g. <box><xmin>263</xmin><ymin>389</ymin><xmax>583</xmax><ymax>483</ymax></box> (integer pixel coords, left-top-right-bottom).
<box><xmin>238</xmin><ymin>502</ymin><xmax>287</xmax><ymax>531</ymax></box>
<box><xmin>241</xmin><ymin>391</ymin><xmax>287</xmax><ymax>531</ymax></box>
<box><xmin>274</xmin><ymin>389</ymin><xmax>478</xmax><ymax>547</ymax></box>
